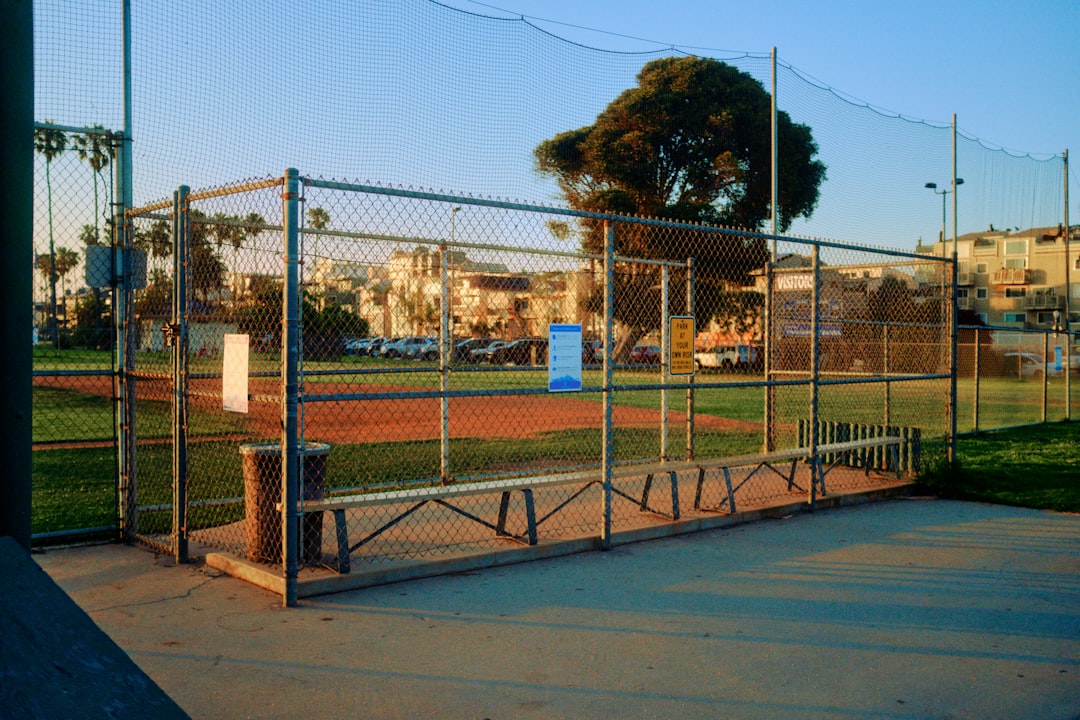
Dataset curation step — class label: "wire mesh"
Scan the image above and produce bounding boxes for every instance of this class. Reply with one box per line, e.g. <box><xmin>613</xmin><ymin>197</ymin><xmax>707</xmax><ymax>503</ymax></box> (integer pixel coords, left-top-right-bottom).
<box><xmin>32</xmin><ymin>0</ymin><xmax>1074</xmax><ymax>571</ymax></box>
<box><xmin>31</xmin><ymin>125</ymin><xmax>121</xmax><ymax>539</ymax></box>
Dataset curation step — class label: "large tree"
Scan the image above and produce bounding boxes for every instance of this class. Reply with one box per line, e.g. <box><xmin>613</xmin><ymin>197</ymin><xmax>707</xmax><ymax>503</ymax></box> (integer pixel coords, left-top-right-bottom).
<box><xmin>535</xmin><ymin>56</ymin><xmax>826</xmax><ymax>354</ymax></box>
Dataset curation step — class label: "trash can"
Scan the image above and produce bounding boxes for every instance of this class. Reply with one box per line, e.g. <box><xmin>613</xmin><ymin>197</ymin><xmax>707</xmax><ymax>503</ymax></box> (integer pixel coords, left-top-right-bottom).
<box><xmin>239</xmin><ymin>441</ymin><xmax>330</xmax><ymax>564</ymax></box>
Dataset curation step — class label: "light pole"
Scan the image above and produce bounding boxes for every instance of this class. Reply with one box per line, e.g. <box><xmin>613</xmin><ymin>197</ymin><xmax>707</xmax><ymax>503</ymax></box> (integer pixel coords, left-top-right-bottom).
<box><xmin>925</xmin><ymin>178</ymin><xmax>964</xmax><ymax>254</ymax></box>
<box><xmin>449</xmin><ymin>206</ymin><xmax>460</xmax><ymax>335</ymax></box>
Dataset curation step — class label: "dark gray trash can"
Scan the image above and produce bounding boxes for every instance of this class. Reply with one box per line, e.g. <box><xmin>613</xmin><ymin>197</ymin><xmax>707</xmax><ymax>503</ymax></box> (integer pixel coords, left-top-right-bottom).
<box><xmin>239</xmin><ymin>441</ymin><xmax>330</xmax><ymax>564</ymax></box>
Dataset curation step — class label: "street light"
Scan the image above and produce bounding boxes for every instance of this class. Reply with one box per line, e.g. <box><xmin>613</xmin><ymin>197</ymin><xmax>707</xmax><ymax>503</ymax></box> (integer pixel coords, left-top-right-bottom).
<box><xmin>449</xmin><ymin>207</ymin><xmax>460</xmax><ymax>335</ymax></box>
<box><xmin>925</xmin><ymin>178</ymin><xmax>964</xmax><ymax>251</ymax></box>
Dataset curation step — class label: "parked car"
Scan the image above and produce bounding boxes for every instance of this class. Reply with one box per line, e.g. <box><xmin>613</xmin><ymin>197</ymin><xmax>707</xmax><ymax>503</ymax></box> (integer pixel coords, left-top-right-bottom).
<box><xmin>469</xmin><ymin>339</ymin><xmax>508</xmax><ymax>363</ymax></box>
<box><xmin>407</xmin><ymin>337</ymin><xmax>441</xmax><ymax>361</ymax></box>
<box><xmin>489</xmin><ymin>337</ymin><xmax>548</xmax><ymax>365</ymax></box>
<box><xmin>583</xmin><ymin>341</ymin><xmax>604</xmax><ymax>366</ymax></box>
<box><xmin>381</xmin><ymin>336</ymin><xmax>428</xmax><ymax>359</ymax></box>
<box><xmin>695</xmin><ymin>344</ymin><xmax>760</xmax><ymax>371</ymax></box>
<box><xmin>1003</xmin><ymin>352</ymin><xmax>1063</xmax><ymax>378</ymax></box>
<box><xmin>629</xmin><ymin>345</ymin><xmax>661</xmax><ymax>365</ymax></box>
<box><xmin>343</xmin><ymin>337</ymin><xmax>380</xmax><ymax>356</ymax></box>
<box><xmin>451</xmin><ymin>337</ymin><xmax>490</xmax><ymax>363</ymax></box>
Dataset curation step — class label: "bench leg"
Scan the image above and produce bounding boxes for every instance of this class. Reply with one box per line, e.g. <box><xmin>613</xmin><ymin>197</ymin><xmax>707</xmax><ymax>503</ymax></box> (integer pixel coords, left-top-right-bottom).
<box><xmin>522</xmin><ymin>489</ymin><xmax>537</xmax><ymax>546</ymax></box>
<box><xmin>332</xmin><ymin>508</ymin><xmax>350</xmax><ymax>574</ymax></box>
<box><xmin>668</xmin><ymin>470</ymin><xmax>680</xmax><ymax>520</ymax></box>
<box><xmin>496</xmin><ymin>491</ymin><xmax>512</xmax><ymax>537</ymax></box>
<box><xmin>693</xmin><ymin>467</ymin><xmax>706</xmax><ymax>510</ymax></box>
<box><xmin>640</xmin><ymin>473</ymin><xmax>654</xmax><ymax>512</ymax></box>
<box><xmin>496</xmin><ymin>489</ymin><xmax>537</xmax><ymax>545</ymax></box>
<box><xmin>722</xmin><ymin>466</ymin><xmax>736</xmax><ymax>514</ymax></box>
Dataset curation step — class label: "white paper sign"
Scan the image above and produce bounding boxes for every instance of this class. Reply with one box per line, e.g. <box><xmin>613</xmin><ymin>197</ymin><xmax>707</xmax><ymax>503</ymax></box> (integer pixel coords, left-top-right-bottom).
<box><xmin>222</xmin><ymin>334</ymin><xmax>249</xmax><ymax>413</ymax></box>
<box><xmin>548</xmin><ymin>324</ymin><xmax>583</xmax><ymax>392</ymax></box>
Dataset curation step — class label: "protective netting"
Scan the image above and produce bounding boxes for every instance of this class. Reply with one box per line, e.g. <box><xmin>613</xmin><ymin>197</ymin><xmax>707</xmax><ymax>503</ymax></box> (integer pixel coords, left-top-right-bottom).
<box><xmin>34</xmin><ymin>0</ymin><xmax>1067</xmax><ymax>251</ymax></box>
<box><xmin>29</xmin><ymin>0</ymin><xmax>1073</xmax><ymax>551</ymax></box>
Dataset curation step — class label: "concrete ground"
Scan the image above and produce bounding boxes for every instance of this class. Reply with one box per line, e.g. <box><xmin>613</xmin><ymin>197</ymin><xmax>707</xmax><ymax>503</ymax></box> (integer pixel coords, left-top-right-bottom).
<box><xmin>33</xmin><ymin>498</ymin><xmax>1080</xmax><ymax>720</ymax></box>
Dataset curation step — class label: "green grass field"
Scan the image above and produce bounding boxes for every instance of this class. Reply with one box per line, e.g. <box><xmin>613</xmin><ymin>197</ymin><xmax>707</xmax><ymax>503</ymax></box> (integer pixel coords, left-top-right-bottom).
<box><xmin>30</xmin><ymin>350</ymin><xmax>1080</xmax><ymax>538</ymax></box>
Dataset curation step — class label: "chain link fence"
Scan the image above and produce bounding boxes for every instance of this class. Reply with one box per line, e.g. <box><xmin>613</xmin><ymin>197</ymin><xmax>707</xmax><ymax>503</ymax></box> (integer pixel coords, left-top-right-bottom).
<box><xmin>958</xmin><ymin>325</ymin><xmax>1078</xmax><ymax>432</ymax></box>
<box><xmin>31</xmin><ymin>124</ymin><xmax>122</xmax><ymax>541</ymax></box>
<box><xmin>118</xmin><ymin>173</ymin><xmax>952</xmax><ymax>600</ymax></box>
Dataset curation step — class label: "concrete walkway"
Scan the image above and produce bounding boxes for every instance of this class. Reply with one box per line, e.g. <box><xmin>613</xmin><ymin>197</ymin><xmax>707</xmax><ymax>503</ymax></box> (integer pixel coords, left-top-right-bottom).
<box><xmin>35</xmin><ymin>498</ymin><xmax>1080</xmax><ymax>719</ymax></box>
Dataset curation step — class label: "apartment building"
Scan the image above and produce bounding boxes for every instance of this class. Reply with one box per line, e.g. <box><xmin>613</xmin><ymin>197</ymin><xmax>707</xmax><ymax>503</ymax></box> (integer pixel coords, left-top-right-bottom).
<box><xmin>916</xmin><ymin>225</ymin><xmax>1079</xmax><ymax>330</ymax></box>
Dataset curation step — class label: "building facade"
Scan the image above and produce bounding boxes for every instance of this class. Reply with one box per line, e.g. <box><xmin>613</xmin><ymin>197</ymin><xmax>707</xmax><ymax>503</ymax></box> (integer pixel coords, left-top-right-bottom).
<box><xmin>917</xmin><ymin>226</ymin><xmax>1079</xmax><ymax>331</ymax></box>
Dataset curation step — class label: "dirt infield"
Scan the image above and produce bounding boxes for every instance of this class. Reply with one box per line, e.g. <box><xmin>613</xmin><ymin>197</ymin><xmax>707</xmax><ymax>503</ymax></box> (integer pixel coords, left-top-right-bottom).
<box><xmin>37</xmin><ymin>374</ymin><xmax>759</xmax><ymax>445</ymax></box>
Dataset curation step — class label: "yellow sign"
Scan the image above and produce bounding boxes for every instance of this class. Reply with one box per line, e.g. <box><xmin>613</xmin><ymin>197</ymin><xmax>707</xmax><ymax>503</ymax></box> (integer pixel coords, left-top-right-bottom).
<box><xmin>669</xmin><ymin>316</ymin><xmax>695</xmax><ymax>376</ymax></box>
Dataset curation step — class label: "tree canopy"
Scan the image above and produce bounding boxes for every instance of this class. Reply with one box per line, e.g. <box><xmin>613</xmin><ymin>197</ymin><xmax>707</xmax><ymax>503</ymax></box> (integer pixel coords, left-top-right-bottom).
<box><xmin>535</xmin><ymin>56</ymin><xmax>825</xmax><ymax>233</ymax></box>
<box><xmin>534</xmin><ymin>56</ymin><xmax>826</xmax><ymax>351</ymax></box>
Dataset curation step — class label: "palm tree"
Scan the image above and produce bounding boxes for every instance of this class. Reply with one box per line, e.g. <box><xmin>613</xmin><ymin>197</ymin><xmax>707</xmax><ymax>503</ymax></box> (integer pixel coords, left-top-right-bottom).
<box><xmin>73</xmin><ymin>125</ymin><xmax>113</xmax><ymax>245</ymax></box>
<box><xmin>143</xmin><ymin>219</ymin><xmax>171</xmax><ymax>273</ymax></box>
<box><xmin>34</xmin><ymin>121</ymin><xmax>67</xmax><ymax>346</ymax></box>
<box><xmin>307</xmin><ymin>206</ymin><xmax>330</xmax><ymax>230</ymax></box>
<box><xmin>238</xmin><ymin>211</ymin><xmax>266</xmax><ymax>275</ymax></box>
<box><xmin>53</xmin><ymin>247</ymin><xmax>80</xmax><ymax>327</ymax></box>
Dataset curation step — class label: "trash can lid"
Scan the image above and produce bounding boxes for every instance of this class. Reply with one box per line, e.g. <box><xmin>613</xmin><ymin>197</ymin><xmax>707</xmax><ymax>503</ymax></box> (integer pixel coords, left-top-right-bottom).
<box><xmin>239</xmin><ymin>441</ymin><xmax>331</xmax><ymax>456</ymax></box>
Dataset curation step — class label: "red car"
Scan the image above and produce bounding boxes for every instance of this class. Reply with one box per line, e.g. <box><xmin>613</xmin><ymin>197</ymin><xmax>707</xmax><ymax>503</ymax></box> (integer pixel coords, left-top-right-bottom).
<box><xmin>629</xmin><ymin>345</ymin><xmax>661</xmax><ymax>365</ymax></box>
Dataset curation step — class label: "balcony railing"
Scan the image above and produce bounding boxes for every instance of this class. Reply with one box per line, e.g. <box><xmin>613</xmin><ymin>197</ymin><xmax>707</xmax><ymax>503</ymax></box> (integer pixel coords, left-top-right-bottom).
<box><xmin>991</xmin><ymin>268</ymin><xmax>1031</xmax><ymax>285</ymax></box>
<box><xmin>1025</xmin><ymin>293</ymin><xmax>1064</xmax><ymax>310</ymax></box>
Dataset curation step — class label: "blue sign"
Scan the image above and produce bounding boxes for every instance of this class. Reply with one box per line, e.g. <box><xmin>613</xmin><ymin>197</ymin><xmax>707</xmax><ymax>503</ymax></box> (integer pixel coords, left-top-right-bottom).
<box><xmin>548</xmin><ymin>324</ymin><xmax>583</xmax><ymax>392</ymax></box>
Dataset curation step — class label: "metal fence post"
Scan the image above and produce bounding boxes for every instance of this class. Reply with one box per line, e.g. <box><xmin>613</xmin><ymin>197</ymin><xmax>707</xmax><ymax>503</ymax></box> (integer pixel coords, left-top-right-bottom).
<box><xmin>973</xmin><ymin>327</ymin><xmax>981</xmax><ymax>433</ymax></box>
<box><xmin>282</xmin><ymin>169</ymin><xmax>301</xmax><ymax>607</ymax></box>
<box><xmin>115</xmin><ymin>133</ymin><xmax>137</xmax><ymax>543</ymax></box>
<box><xmin>1042</xmin><ymin>331</ymin><xmax>1049</xmax><ymax>423</ymax></box>
<box><xmin>118</xmin><ymin>0</ymin><xmax>136</xmax><ymax>542</ymax></box>
<box><xmin>601</xmin><ymin>220</ymin><xmax>615</xmax><ymax>549</ymax></box>
<box><xmin>685</xmin><ymin>257</ymin><xmax>695</xmax><ymax>460</ymax></box>
<box><xmin>883</xmin><ymin>323</ymin><xmax>891</xmax><ymax>426</ymax></box>
<box><xmin>171</xmin><ymin>186</ymin><xmax>190</xmax><ymax>563</ymax></box>
<box><xmin>763</xmin><ymin>259</ymin><xmax>774</xmax><ymax>452</ymax></box>
<box><xmin>660</xmin><ymin>265</ymin><xmax>670</xmax><ymax>461</ymax></box>
<box><xmin>440</xmin><ymin>240</ymin><xmax>451</xmax><ymax>483</ymax></box>
<box><xmin>809</xmin><ymin>244</ymin><xmax>821</xmax><ymax>505</ymax></box>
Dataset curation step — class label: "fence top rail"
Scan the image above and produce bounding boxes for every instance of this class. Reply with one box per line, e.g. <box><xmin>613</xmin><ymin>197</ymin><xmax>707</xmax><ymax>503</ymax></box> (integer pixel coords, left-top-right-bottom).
<box><xmin>299</xmin><ymin>226</ymin><xmax>603</xmax><ymax>263</ymax></box>
<box><xmin>33</xmin><ymin>121</ymin><xmax>116</xmax><ymax>137</ymax></box>
<box><xmin>959</xmin><ymin>324</ymin><xmax>1077</xmax><ymax>336</ymax></box>
<box><xmin>301</xmin><ymin>176</ymin><xmax>943</xmax><ymax>263</ymax></box>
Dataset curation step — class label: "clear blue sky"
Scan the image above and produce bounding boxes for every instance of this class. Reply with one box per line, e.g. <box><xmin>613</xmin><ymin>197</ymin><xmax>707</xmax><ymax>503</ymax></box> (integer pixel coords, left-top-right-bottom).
<box><xmin>451</xmin><ymin>0</ymin><xmax>1079</xmax><ymax>159</ymax></box>
<box><xmin>33</xmin><ymin>0</ymin><xmax>1078</xmax><ymax>255</ymax></box>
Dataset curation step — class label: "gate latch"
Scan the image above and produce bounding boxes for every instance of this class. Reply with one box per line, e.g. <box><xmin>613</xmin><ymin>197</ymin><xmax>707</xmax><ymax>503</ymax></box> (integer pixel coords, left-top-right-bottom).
<box><xmin>161</xmin><ymin>322</ymin><xmax>180</xmax><ymax>347</ymax></box>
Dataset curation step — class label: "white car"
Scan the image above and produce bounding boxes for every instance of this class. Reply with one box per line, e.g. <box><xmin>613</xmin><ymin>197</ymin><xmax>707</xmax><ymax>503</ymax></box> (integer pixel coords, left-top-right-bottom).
<box><xmin>1003</xmin><ymin>352</ymin><xmax>1063</xmax><ymax>378</ymax></box>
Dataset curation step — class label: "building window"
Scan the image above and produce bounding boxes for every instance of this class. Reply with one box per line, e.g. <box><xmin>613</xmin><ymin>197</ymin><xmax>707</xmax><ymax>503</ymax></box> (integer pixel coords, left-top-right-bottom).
<box><xmin>1004</xmin><ymin>287</ymin><xmax>1026</xmax><ymax>298</ymax></box>
<box><xmin>976</xmin><ymin>262</ymin><xmax>988</xmax><ymax>274</ymax></box>
<box><xmin>976</xmin><ymin>288</ymin><xmax>988</xmax><ymax>299</ymax></box>
<box><xmin>958</xmin><ymin>260</ymin><xmax>970</xmax><ymax>274</ymax></box>
<box><xmin>956</xmin><ymin>288</ymin><xmax>969</xmax><ymax>299</ymax></box>
<box><xmin>1005</xmin><ymin>239</ymin><xmax>1027</xmax><ymax>255</ymax></box>
<box><xmin>1003</xmin><ymin>312</ymin><xmax>1025</xmax><ymax>323</ymax></box>
<box><xmin>1004</xmin><ymin>257</ymin><xmax>1027</xmax><ymax>270</ymax></box>
<box><xmin>977</xmin><ymin>313</ymin><xmax>989</xmax><ymax>324</ymax></box>
<box><xmin>1074</xmin><ymin>257</ymin><xmax>1080</xmax><ymax>271</ymax></box>
<box><xmin>1037</xmin><ymin>311</ymin><xmax>1057</xmax><ymax>325</ymax></box>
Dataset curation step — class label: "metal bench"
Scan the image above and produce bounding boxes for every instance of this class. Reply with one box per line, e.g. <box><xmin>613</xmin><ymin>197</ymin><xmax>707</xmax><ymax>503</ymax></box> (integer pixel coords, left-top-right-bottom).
<box><xmin>299</xmin><ymin>434</ymin><xmax>902</xmax><ymax>573</ymax></box>
<box><xmin>691</xmin><ymin>435</ymin><xmax>903</xmax><ymax>513</ymax></box>
<box><xmin>299</xmin><ymin>461</ymin><xmax>686</xmax><ymax>573</ymax></box>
